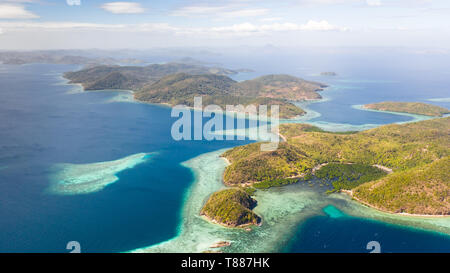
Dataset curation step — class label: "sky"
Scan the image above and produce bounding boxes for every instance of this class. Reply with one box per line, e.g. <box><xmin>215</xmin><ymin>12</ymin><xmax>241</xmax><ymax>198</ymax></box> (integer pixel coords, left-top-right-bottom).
<box><xmin>0</xmin><ymin>0</ymin><xmax>449</xmax><ymax>50</ymax></box>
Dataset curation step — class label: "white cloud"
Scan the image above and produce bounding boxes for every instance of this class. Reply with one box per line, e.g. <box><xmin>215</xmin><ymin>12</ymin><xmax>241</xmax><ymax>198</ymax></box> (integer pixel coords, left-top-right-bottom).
<box><xmin>179</xmin><ymin>20</ymin><xmax>349</xmax><ymax>36</ymax></box>
<box><xmin>0</xmin><ymin>27</ymin><xmax>3</xmax><ymax>35</ymax></box>
<box><xmin>214</xmin><ymin>20</ymin><xmax>348</xmax><ymax>33</ymax></box>
<box><xmin>299</xmin><ymin>0</ymin><xmax>427</xmax><ymax>7</ymax></box>
<box><xmin>101</xmin><ymin>2</ymin><xmax>145</xmax><ymax>14</ymax></box>
<box><xmin>0</xmin><ymin>22</ymin><xmax>123</xmax><ymax>30</ymax></box>
<box><xmin>220</xmin><ymin>8</ymin><xmax>268</xmax><ymax>18</ymax></box>
<box><xmin>0</xmin><ymin>20</ymin><xmax>348</xmax><ymax>35</ymax></box>
<box><xmin>0</xmin><ymin>21</ymin><xmax>178</xmax><ymax>33</ymax></box>
<box><xmin>297</xmin><ymin>0</ymin><xmax>360</xmax><ymax>5</ymax></box>
<box><xmin>171</xmin><ymin>6</ymin><xmax>225</xmax><ymax>16</ymax></box>
<box><xmin>66</xmin><ymin>0</ymin><xmax>81</xmax><ymax>6</ymax></box>
<box><xmin>172</xmin><ymin>5</ymin><xmax>268</xmax><ymax>18</ymax></box>
<box><xmin>366</xmin><ymin>0</ymin><xmax>382</xmax><ymax>6</ymax></box>
<box><xmin>0</xmin><ymin>3</ymin><xmax>39</xmax><ymax>19</ymax></box>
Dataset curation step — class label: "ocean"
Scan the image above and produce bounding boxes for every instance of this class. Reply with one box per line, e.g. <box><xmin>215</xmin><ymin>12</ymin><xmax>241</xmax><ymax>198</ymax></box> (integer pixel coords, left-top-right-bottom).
<box><xmin>0</xmin><ymin>49</ymin><xmax>449</xmax><ymax>252</ymax></box>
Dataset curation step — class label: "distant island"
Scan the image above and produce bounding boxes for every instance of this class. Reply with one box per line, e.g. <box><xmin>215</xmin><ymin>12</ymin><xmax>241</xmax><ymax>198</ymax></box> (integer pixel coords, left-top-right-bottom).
<box><xmin>63</xmin><ymin>61</ymin><xmax>450</xmax><ymax>225</ymax></box>
<box><xmin>320</xmin><ymin>72</ymin><xmax>337</xmax><ymax>76</ymax></box>
<box><xmin>364</xmin><ymin>101</ymin><xmax>449</xmax><ymax>117</ymax></box>
<box><xmin>64</xmin><ymin>64</ymin><xmax>327</xmax><ymax>119</ymax></box>
<box><xmin>0</xmin><ymin>51</ymin><xmax>144</xmax><ymax>66</ymax></box>
<box><xmin>212</xmin><ymin>117</ymin><xmax>449</xmax><ymax>217</ymax></box>
<box><xmin>64</xmin><ymin>63</ymin><xmax>239</xmax><ymax>90</ymax></box>
<box><xmin>62</xmin><ymin>60</ymin><xmax>450</xmax><ymax>221</ymax></box>
<box><xmin>175</xmin><ymin>57</ymin><xmax>254</xmax><ymax>73</ymax></box>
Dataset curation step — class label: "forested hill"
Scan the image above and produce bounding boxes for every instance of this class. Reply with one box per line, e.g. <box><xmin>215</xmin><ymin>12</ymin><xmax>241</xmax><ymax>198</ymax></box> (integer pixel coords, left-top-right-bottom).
<box><xmin>65</xmin><ymin>65</ymin><xmax>327</xmax><ymax>119</ymax></box>
<box><xmin>63</xmin><ymin>63</ymin><xmax>239</xmax><ymax>91</ymax></box>
<box><xmin>364</xmin><ymin>101</ymin><xmax>449</xmax><ymax>117</ymax></box>
<box><xmin>238</xmin><ymin>74</ymin><xmax>327</xmax><ymax>100</ymax></box>
<box><xmin>135</xmin><ymin>73</ymin><xmax>323</xmax><ymax>118</ymax></box>
<box><xmin>200</xmin><ymin>189</ymin><xmax>261</xmax><ymax>227</ymax></box>
<box><xmin>221</xmin><ymin>117</ymin><xmax>450</xmax><ymax>215</ymax></box>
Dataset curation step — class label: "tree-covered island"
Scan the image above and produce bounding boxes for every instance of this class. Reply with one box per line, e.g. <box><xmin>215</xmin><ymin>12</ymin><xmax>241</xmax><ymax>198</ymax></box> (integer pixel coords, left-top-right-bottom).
<box><xmin>364</xmin><ymin>101</ymin><xmax>449</xmax><ymax>117</ymax></box>
<box><xmin>64</xmin><ymin>64</ymin><xmax>327</xmax><ymax>119</ymax></box>
<box><xmin>212</xmin><ymin>117</ymin><xmax>449</xmax><ymax>220</ymax></box>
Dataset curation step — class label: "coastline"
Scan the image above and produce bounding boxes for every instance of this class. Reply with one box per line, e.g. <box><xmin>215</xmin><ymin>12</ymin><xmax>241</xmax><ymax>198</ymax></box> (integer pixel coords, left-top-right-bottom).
<box><xmin>200</xmin><ymin>215</ymin><xmax>261</xmax><ymax>229</ymax></box>
<box><xmin>129</xmin><ymin>150</ymin><xmax>450</xmax><ymax>253</ymax></box>
<box><xmin>362</xmin><ymin>103</ymin><xmax>450</xmax><ymax>117</ymax></box>
<box><xmin>352</xmin><ymin>104</ymin><xmax>435</xmax><ymax>123</ymax></box>
<box><xmin>332</xmin><ymin>192</ymin><xmax>450</xmax><ymax>235</ymax></box>
<box><xmin>220</xmin><ymin>156</ymin><xmax>231</xmax><ymax>165</ymax></box>
<box><xmin>130</xmin><ymin>149</ymin><xmax>232</xmax><ymax>253</ymax></box>
<box><xmin>341</xmin><ymin>190</ymin><xmax>449</xmax><ymax>218</ymax></box>
<box><xmin>63</xmin><ymin>73</ymin><xmax>319</xmax><ymax>121</ymax></box>
<box><xmin>280</xmin><ymin>92</ymin><xmax>385</xmax><ymax>132</ymax></box>
<box><xmin>59</xmin><ymin>70</ymin><xmax>450</xmax><ymax>251</ymax></box>
<box><xmin>129</xmin><ymin>149</ymin><xmax>336</xmax><ymax>253</ymax></box>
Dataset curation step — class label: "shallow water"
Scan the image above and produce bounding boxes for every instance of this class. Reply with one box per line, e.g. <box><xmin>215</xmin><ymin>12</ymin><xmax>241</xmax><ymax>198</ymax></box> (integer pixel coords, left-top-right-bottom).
<box><xmin>281</xmin><ymin>99</ymin><xmax>434</xmax><ymax>132</ymax></box>
<box><xmin>0</xmin><ymin>64</ymin><xmax>248</xmax><ymax>252</ymax></box>
<box><xmin>286</xmin><ymin>211</ymin><xmax>450</xmax><ymax>253</ymax></box>
<box><xmin>133</xmin><ymin>151</ymin><xmax>450</xmax><ymax>253</ymax></box>
<box><xmin>47</xmin><ymin>152</ymin><xmax>156</xmax><ymax>195</ymax></box>
<box><xmin>1</xmin><ymin>53</ymin><xmax>449</xmax><ymax>252</ymax></box>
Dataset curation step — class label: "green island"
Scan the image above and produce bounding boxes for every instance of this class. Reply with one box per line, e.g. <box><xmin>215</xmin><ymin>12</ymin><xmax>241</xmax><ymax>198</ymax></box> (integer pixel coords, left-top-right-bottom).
<box><xmin>200</xmin><ymin>188</ymin><xmax>261</xmax><ymax>227</ymax></box>
<box><xmin>64</xmin><ymin>63</ymin><xmax>450</xmax><ymax>222</ymax></box>
<box><xmin>0</xmin><ymin>50</ymin><xmax>144</xmax><ymax>66</ymax></box>
<box><xmin>364</xmin><ymin>101</ymin><xmax>449</xmax><ymax>117</ymax></box>
<box><xmin>64</xmin><ymin>63</ymin><xmax>239</xmax><ymax>90</ymax></box>
<box><xmin>64</xmin><ymin>64</ymin><xmax>326</xmax><ymax>119</ymax></box>
<box><xmin>207</xmin><ymin>117</ymin><xmax>450</xmax><ymax>221</ymax></box>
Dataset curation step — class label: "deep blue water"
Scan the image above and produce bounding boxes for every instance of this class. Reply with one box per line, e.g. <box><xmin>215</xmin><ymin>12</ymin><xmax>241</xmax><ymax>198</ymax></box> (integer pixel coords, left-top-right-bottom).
<box><xmin>0</xmin><ymin>64</ymin><xmax>249</xmax><ymax>253</ymax></box>
<box><xmin>218</xmin><ymin>49</ymin><xmax>450</xmax><ymax>125</ymax></box>
<box><xmin>285</xmin><ymin>206</ymin><xmax>450</xmax><ymax>253</ymax></box>
<box><xmin>0</xmin><ymin>50</ymin><xmax>449</xmax><ymax>253</ymax></box>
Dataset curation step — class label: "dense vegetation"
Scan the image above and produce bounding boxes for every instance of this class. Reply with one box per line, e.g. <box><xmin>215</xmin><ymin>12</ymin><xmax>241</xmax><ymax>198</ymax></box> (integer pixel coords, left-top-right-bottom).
<box><xmin>135</xmin><ymin>73</ymin><xmax>239</xmax><ymax>103</ymax></box>
<box><xmin>64</xmin><ymin>63</ymin><xmax>238</xmax><ymax>90</ymax></box>
<box><xmin>200</xmin><ymin>189</ymin><xmax>261</xmax><ymax>227</ymax></box>
<box><xmin>221</xmin><ymin>118</ymin><xmax>450</xmax><ymax>215</ymax></box>
<box><xmin>253</xmin><ymin>178</ymin><xmax>300</xmax><ymax>189</ymax></box>
<box><xmin>237</xmin><ymin>74</ymin><xmax>326</xmax><ymax>100</ymax></box>
<box><xmin>222</xmin><ymin>142</ymin><xmax>317</xmax><ymax>185</ymax></box>
<box><xmin>66</xmin><ymin>66</ymin><xmax>325</xmax><ymax>119</ymax></box>
<box><xmin>364</xmin><ymin>102</ymin><xmax>449</xmax><ymax>117</ymax></box>
<box><xmin>135</xmin><ymin>73</ymin><xmax>308</xmax><ymax>118</ymax></box>
<box><xmin>279</xmin><ymin>123</ymin><xmax>357</xmax><ymax>139</ymax></box>
<box><xmin>354</xmin><ymin>156</ymin><xmax>450</xmax><ymax>215</ymax></box>
<box><xmin>315</xmin><ymin>163</ymin><xmax>387</xmax><ymax>193</ymax></box>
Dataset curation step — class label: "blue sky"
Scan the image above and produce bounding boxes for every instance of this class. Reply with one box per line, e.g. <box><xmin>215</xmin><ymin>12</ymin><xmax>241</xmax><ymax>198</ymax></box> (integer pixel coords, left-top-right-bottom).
<box><xmin>0</xmin><ymin>0</ymin><xmax>449</xmax><ymax>50</ymax></box>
